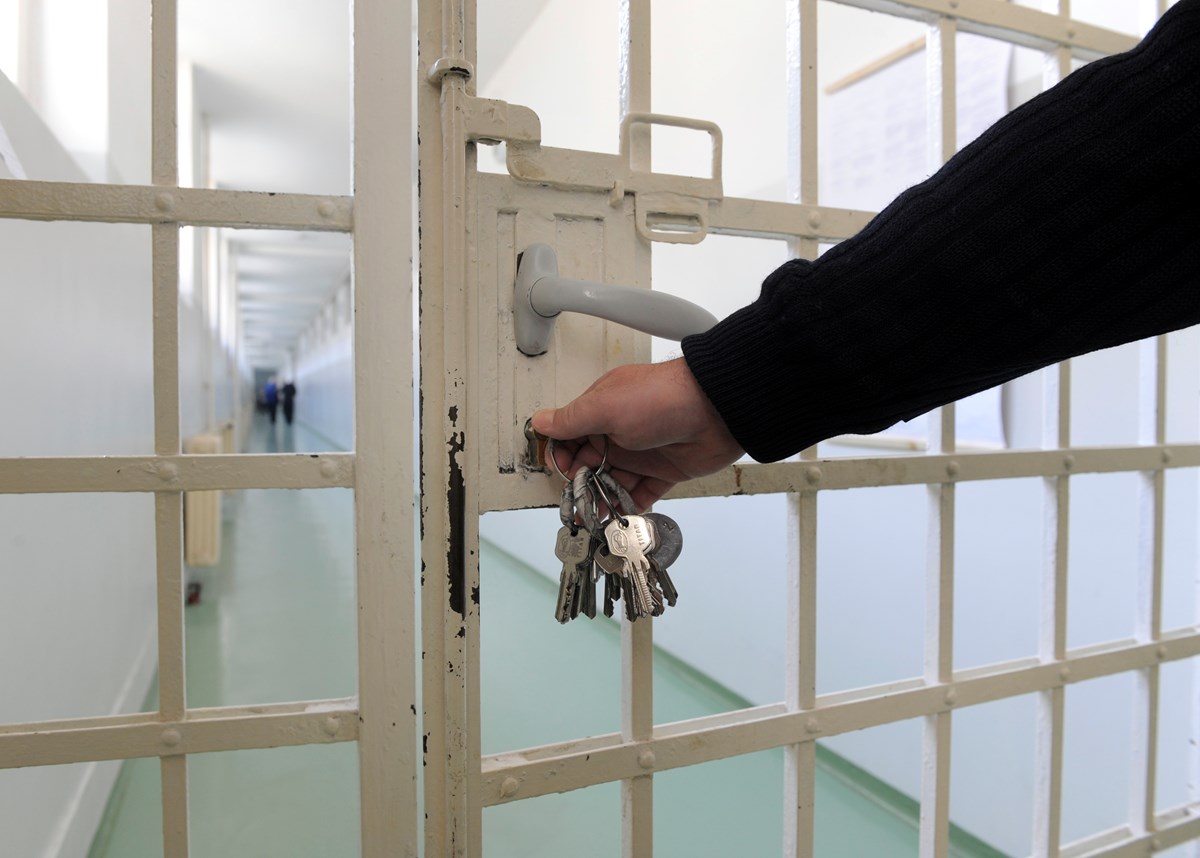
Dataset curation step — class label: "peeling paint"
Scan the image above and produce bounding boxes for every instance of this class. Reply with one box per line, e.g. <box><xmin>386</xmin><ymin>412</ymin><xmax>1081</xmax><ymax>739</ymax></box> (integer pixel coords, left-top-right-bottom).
<box><xmin>446</xmin><ymin>422</ymin><xmax>467</xmax><ymax>617</ymax></box>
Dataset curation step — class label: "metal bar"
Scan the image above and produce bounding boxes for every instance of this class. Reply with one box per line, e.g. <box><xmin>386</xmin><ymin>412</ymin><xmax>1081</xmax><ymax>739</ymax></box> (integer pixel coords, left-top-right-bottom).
<box><xmin>618</xmin><ymin>2</ymin><xmax>654</xmax><ymax>853</ymax></box>
<box><xmin>827</xmin><ymin>0</ymin><xmax>1135</xmax><ymax>57</ymax></box>
<box><xmin>151</xmin><ymin>0</ymin><xmax>188</xmax><ymax>849</ymax></box>
<box><xmin>352</xmin><ymin>0</ymin><xmax>419</xmax><ymax>854</ymax></box>
<box><xmin>0</xmin><ymin>453</ymin><xmax>355</xmax><ymax>494</ymax></box>
<box><xmin>1059</xmin><ymin>805</ymin><xmax>1200</xmax><ymax>857</ymax></box>
<box><xmin>0</xmin><ymin>180</ymin><xmax>352</xmax><ymax>231</ymax></box>
<box><xmin>479</xmin><ymin>631</ymin><xmax>1200</xmax><ymax>804</ymax></box>
<box><xmin>0</xmin><ymin>703</ymin><xmax>359</xmax><ymax>768</ymax></box>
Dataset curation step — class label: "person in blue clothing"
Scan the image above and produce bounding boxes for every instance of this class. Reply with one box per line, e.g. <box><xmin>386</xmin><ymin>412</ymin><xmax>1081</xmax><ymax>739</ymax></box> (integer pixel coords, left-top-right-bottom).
<box><xmin>264</xmin><ymin>377</ymin><xmax>279</xmax><ymax>425</ymax></box>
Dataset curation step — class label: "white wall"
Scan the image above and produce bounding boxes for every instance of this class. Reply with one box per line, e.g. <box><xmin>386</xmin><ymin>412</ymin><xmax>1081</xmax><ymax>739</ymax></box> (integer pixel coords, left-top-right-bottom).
<box><xmin>0</xmin><ymin>49</ymin><xmax>235</xmax><ymax>858</ymax></box>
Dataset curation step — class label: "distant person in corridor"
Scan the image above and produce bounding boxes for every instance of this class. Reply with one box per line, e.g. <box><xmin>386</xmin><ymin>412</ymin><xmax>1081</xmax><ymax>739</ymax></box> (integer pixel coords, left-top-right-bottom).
<box><xmin>533</xmin><ymin>0</ymin><xmax>1200</xmax><ymax>512</ymax></box>
<box><xmin>264</xmin><ymin>377</ymin><xmax>279</xmax><ymax>425</ymax></box>
<box><xmin>281</xmin><ymin>381</ymin><xmax>297</xmax><ymax>426</ymax></box>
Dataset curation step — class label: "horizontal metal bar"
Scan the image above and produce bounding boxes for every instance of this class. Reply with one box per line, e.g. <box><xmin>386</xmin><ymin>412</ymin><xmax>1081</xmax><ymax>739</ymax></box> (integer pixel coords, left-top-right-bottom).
<box><xmin>678</xmin><ymin>444</ymin><xmax>1200</xmax><ymax>499</ymax></box>
<box><xmin>831</xmin><ymin>0</ymin><xmax>1137</xmax><ymax>58</ymax></box>
<box><xmin>0</xmin><ymin>453</ymin><xmax>355</xmax><ymax>494</ymax></box>
<box><xmin>1061</xmin><ymin>804</ymin><xmax>1200</xmax><ymax>857</ymax></box>
<box><xmin>479</xmin><ymin>631</ymin><xmax>1200</xmax><ymax>805</ymax></box>
<box><xmin>483</xmin><ymin>444</ymin><xmax>1200</xmax><ymax>512</ymax></box>
<box><xmin>707</xmin><ymin>197</ymin><xmax>874</xmax><ymax>242</ymax></box>
<box><xmin>0</xmin><ymin>699</ymin><xmax>359</xmax><ymax>769</ymax></box>
<box><xmin>0</xmin><ymin>180</ymin><xmax>352</xmax><ymax>231</ymax></box>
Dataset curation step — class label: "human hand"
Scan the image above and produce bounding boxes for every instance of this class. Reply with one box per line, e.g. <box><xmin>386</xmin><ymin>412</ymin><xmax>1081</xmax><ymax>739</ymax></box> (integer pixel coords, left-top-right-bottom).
<box><xmin>531</xmin><ymin>358</ymin><xmax>743</xmax><ymax>510</ymax></box>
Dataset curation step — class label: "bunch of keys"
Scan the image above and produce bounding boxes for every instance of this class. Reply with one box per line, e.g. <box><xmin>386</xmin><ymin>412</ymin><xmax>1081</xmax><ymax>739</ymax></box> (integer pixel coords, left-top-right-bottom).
<box><xmin>546</xmin><ymin>435</ymin><xmax>684</xmax><ymax>624</ymax></box>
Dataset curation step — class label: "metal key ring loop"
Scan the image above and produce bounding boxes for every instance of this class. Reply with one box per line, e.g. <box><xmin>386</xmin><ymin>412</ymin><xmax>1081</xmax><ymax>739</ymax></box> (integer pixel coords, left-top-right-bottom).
<box><xmin>546</xmin><ymin>435</ymin><xmax>611</xmax><ymax>481</ymax></box>
<box><xmin>588</xmin><ymin>469</ymin><xmax>629</xmax><ymax>529</ymax></box>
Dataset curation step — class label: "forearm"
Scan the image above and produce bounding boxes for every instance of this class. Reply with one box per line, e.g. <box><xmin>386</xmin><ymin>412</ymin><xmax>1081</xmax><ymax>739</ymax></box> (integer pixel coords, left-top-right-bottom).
<box><xmin>683</xmin><ymin>0</ymin><xmax>1200</xmax><ymax>462</ymax></box>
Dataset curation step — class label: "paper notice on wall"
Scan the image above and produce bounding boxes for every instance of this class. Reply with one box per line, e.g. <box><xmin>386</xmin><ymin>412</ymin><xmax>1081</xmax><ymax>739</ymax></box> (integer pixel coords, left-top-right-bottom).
<box><xmin>0</xmin><ymin>118</ymin><xmax>27</xmax><ymax>179</ymax></box>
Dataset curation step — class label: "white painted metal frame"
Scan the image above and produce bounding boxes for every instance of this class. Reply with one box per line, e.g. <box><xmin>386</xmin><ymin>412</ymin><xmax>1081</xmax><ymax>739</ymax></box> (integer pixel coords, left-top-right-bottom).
<box><xmin>0</xmin><ymin>0</ymin><xmax>417</xmax><ymax>855</ymax></box>
<box><xmin>420</xmin><ymin>0</ymin><xmax>1200</xmax><ymax>856</ymax></box>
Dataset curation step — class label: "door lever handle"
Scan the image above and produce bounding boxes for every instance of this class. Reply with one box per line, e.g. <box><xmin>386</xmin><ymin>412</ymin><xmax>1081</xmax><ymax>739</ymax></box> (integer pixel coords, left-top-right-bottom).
<box><xmin>514</xmin><ymin>243</ymin><xmax>718</xmax><ymax>356</ymax></box>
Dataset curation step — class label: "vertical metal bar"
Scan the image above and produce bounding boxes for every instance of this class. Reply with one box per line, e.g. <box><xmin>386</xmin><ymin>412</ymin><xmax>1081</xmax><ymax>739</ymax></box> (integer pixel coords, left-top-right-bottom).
<box><xmin>150</xmin><ymin>1</ymin><xmax>188</xmax><ymax>855</ymax></box>
<box><xmin>419</xmin><ymin>0</ymin><xmax>479</xmax><ymax>852</ymax></box>
<box><xmin>619</xmin><ymin>2</ymin><xmax>654</xmax><ymax>854</ymax></box>
<box><xmin>1131</xmin><ymin>336</ymin><xmax>1168</xmax><ymax>838</ymax></box>
<box><xmin>919</xmin><ymin>18</ymin><xmax>956</xmax><ymax>858</ymax></box>
<box><xmin>784</xmin><ymin>3</ymin><xmax>818</xmax><ymax>855</ymax></box>
<box><xmin>1034</xmin><ymin>374</ymin><xmax>1071</xmax><ymax>857</ymax></box>
<box><xmin>353</xmin><ymin>0</ymin><xmax>419</xmax><ymax>855</ymax></box>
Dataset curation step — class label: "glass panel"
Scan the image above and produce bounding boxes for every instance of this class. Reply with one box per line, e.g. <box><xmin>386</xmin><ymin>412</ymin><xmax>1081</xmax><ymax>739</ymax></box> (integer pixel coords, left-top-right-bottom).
<box><xmin>185</xmin><ymin>488</ymin><xmax>356</xmax><ymax>708</ymax></box>
<box><xmin>479</xmin><ymin>523</ymin><xmax>620</xmax><ymax>752</ymax></box>
<box><xmin>817</xmin><ymin>718</ymin><xmax>923</xmax><ymax>856</ymax></box>
<box><xmin>1070</xmin><ymin>340</ymin><xmax>1142</xmax><ymax>447</ymax></box>
<box><xmin>0</xmin><ymin>220</ymin><xmax>153</xmax><ymax>457</ymax></box>
<box><xmin>1062</xmin><ymin>672</ymin><xmax>1135</xmax><ymax>845</ymax></box>
<box><xmin>950</xmin><ymin>694</ymin><xmax>1037</xmax><ymax>857</ymax></box>
<box><xmin>817</xmin><ymin>2</ymin><xmax>928</xmax><ymax>213</ymax></box>
<box><xmin>1156</xmin><ymin>656</ymin><xmax>1196</xmax><ymax>814</ymax></box>
<box><xmin>818</xmin><ymin>485</ymin><xmax>926</xmax><ymax>694</ymax></box>
<box><xmin>652</xmin><ymin>495</ymin><xmax>788</xmax><ymax>722</ymax></box>
<box><xmin>484</xmin><ymin>781</ymin><xmax>620</xmax><ymax>857</ymax></box>
<box><xmin>0</xmin><ymin>761</ymin><xmax>159</xmax><ymax>858</ymax></box>
<box><xmin>187</xmin><ymin>744</ymin><xmax>360</xmax><ymax>856</ymax></box>
<box><xmin>656</xmin><ymin>750</ymin><xmax>782</xmax><ymax>856</ymax></box>
<box><xmin>476</xmin><ymin>0</ymin><xmax>620</xmax><ymax>155</ymax></box>
<box><xmin>178</xmin><ymin>0</ymin><xmax>350</xmax><ymax>195</ymax></box>
<box><xmin>0</xmin><ymin>493</ymin><xmax>156</xmax><ymax>723</ymax></box>
<box><xmin>955</xmin><ymin>478</ymin><xmax>1042</xmax><ymax>671</ymax></box>
<box><xmin>1067</xmin><ymin>473</ymin><xmax>1139</xmax><ymax>650</ymax></box>
<box><xmin>652</xmin><ymin>0</ymin><xmax>788</xmax><ymax>201</ymax></box>
<box><xmin>1163</xmin><ymin>469</ymin><xmax>1199</xmax><ymax>633</ymax></box>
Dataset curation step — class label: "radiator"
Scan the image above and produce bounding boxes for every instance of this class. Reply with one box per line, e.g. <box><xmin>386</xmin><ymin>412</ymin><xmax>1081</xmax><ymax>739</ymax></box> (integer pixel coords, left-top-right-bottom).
<box><xmin>183</xmin><ymin>433</ymin><xmax>222</xmax><ymax>566</ymax></box>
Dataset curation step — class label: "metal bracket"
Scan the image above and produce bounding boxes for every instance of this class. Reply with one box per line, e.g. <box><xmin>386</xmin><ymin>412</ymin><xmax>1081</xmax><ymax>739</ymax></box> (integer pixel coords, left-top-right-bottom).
<box><xmin>463</xmin><ymin>97</ymin><xmax>723</xmax><ymax>243</ymax></box>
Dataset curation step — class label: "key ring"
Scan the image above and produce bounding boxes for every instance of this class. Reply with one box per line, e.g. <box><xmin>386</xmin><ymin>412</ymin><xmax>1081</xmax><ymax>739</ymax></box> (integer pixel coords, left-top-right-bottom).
<box><xmin>545</xmin><ymin>435</ymin><xmax>610</xmax><ymax>481</ymax></box>
<box><xmin>587</xmin><ymin>469</ymin><xmax>629</xmax><ymax>529</ymax></box>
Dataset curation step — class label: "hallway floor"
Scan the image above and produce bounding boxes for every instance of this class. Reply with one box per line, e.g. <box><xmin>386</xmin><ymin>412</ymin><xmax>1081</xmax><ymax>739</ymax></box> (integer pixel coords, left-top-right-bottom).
<box><xmin>88</xmin><ymin>415</ymin><xmax>1003</xmax><ymax>857</ymax></box>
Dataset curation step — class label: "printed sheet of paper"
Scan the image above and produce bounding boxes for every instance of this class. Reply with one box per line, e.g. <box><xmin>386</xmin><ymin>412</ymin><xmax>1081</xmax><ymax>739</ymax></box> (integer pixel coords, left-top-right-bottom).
<box><xmin>821</xmin><ymin>33</ymin><xmax>1012</xmax><ymax>446</ymax></box>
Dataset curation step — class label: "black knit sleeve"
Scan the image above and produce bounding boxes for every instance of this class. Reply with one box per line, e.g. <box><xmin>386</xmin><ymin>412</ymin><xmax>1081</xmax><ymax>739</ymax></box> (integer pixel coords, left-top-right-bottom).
<box><xmin>682</xmin><ymin>0</ymin><xmax>1200</xmax><ymax>463</ymax></box>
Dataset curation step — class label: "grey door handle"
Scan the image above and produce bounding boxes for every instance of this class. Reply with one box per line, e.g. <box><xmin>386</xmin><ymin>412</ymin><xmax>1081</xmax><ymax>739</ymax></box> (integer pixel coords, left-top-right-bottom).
<box><xmin>514</xmin><ymin>244</ymin><xmax>718</xmax><ymax>356</ymax></box>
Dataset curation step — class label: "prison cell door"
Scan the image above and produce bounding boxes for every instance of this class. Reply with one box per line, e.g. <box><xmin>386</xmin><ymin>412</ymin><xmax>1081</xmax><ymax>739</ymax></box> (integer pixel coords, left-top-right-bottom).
<box><xmin>418</xmin><ymin>0</ymin><xmax>1200</xmax><ymax>857</ymax></box>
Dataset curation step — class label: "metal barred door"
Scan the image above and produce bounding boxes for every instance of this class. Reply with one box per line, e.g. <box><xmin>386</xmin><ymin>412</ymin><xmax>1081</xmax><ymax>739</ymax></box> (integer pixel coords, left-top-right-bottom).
<box><xmin>419</xmin><ymin>1</ymin><xmax>1200</xmax><ymax>857</ymax></box>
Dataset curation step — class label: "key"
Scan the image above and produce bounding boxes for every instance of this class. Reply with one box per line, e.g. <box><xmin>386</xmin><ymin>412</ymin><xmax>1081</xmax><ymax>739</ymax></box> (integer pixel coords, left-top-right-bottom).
<box><xmin>644</xmin><ymin>512</ymin><xmax>683</xmax><ymax>569</ymax></box>
<box><xmin>553</xmin><ymin>525</ymin><xmax>590</xmax><ymax>623</ymax></box>
<box><xmin>605</xmin><ymin>515</ymin><xmax>656</xmax><ymax>618</ymax></box>
<box><xmin>649</xmin><ymin>558</ymin><xmax>678</xmax><ymax>608</ymax></box>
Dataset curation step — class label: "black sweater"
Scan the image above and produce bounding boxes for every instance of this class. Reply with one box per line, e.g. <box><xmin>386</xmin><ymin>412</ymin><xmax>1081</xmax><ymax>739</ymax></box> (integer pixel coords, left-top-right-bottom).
<box><xmin>682</xmin><ymin>0</ymin><xmax>1200</xmax><ymax>463</ymax></box>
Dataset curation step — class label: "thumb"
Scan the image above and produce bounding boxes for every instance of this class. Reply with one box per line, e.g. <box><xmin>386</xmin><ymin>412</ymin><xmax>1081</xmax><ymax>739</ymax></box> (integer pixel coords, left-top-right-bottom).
<box><xmin>531</xmin><ymin>391</ymin><xmax>612</xmax><ymax>441</ymax></box>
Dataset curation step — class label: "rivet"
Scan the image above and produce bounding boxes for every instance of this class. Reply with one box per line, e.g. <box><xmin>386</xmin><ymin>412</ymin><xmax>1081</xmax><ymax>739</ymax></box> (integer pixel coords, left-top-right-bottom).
<box><xmin>944</xmin><ymin>688</ymin><xmax>957</xmax><ymax>706</ymax></box>
<box><xmin>805</xmin><ymin>466</ymin><xmax>822</xmax><ymax>486</ymax></box>
<box><xmin>949</xmin><ymin>0</ymin><xmax>959</xmax><ymax>7</ymax></box>
<box><xmin>323</xmin><ymin>716</ymin><xmax>341</xmax><ymax>736</ymax></box>
<box><xmin>319</xmin><ymin>460</ymin><xmax>337</xmax><ymax>478</ymax></box>
<box><xmin>154</xmin><ymin>192</ymin><xmax>175</xmax><ymax>212</ymax></box>
<box><xmin>317</xmin><ymin>200</ymin><xmax>336</xmax><ymax>218</ymax></box>
<box><xmin>1066</xmin><ymin>27</ymin><xmax>1076</xmax><ymax>40</ymax></box>
<box><xmin>1162</xmin><ymin>448</ymin><xmax>1173</xmax><ymax>464</ymax></box>
<box><xmin>1059</xmin><ymin>665</ymin><xmax>1071</xmax><ymax>682</ymax></box>
<box><xmin>1063</xmin><ymin>454</ymin><xmax>1075</xmax><ymax>472</ymax></box>
<box><xmin>159</xmin><ymin>462</ymin><xmax>179</xmax><ymax>481</ymax></box>
<box><xmin>161</xmin><ymin>728</ymin><xmax>181</xmax><ymax>748</ymax></box>
<box><xmin>805</xmin><ymin>716</ymin><xmax>820</xmax><ymax>734</ymax></box>
<box><xmin>1151</xmin><ymin>837</ymin><xmax>1162</xmax><ymax>851</ymax></box>
<box><xmin>500</xmin><ymin>777</ymin><xmax>520</xmax><ymax>798</ymax></box>
<box><xmin>1157</xmin><ymin>644</ymin><xmax>1168</xmax><ymax>661</ymax></box>
<box><xmin>808</xmin><ymin>210</ymin><xmax>821</xmax><ymax>229</ymax></box>
<box><xmin>638</xmin><ymin>750</ymin><xmax>656</xmax><ymax>769</ymax></box>
<box><xmin>946</xmin><ymin>460</ymin><xmax>960</xmax><ymax>478</ymax></box>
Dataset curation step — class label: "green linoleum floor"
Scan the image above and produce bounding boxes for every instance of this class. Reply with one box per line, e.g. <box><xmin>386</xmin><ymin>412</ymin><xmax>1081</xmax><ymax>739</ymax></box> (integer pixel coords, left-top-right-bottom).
<box><xmin>89</xmin><ymin>415</ymin><xmax>1005</xmax><ymax>858</ymax></box>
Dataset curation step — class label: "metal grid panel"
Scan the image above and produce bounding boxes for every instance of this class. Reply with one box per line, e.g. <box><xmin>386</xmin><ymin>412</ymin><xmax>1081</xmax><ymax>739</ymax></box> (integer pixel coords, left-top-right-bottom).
<box><xmin>0</xmin><ymin>0</ymin><xmax>416</xmax><ymax>855</ymax></box>
<box><xmin>419</xmin><ymin>0</ymin><xmax>1200</xmax><ymax>856</ymax></box>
